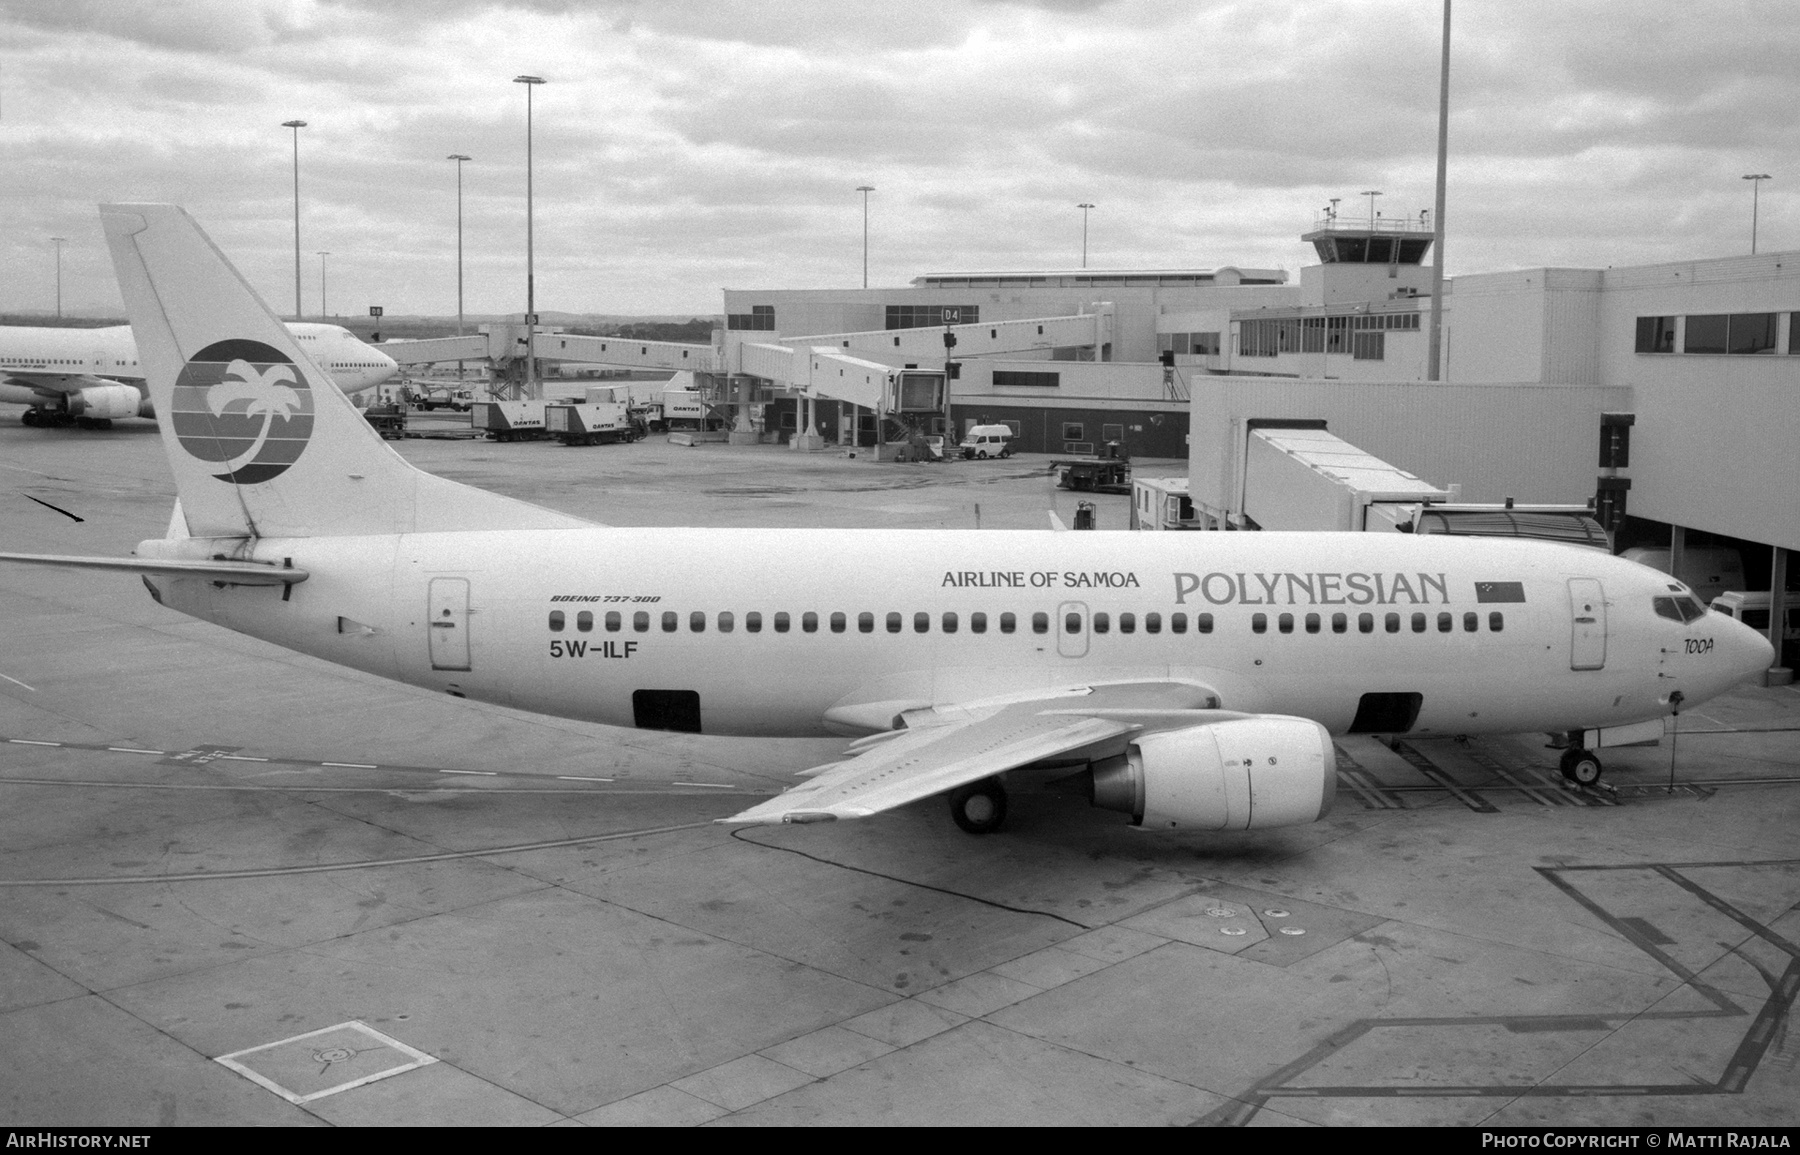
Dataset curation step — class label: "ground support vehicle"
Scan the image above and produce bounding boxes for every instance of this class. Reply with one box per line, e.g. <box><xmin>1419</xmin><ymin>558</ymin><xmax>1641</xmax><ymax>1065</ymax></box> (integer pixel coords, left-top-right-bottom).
<box><xmin>1050</xmin><ymin>442</ymin><xmax>1131</xmax><ymax>493</ymax></box>
<box><xmin>403</xmin><ymin>384</ymin><xmax>475</xmax><ymax>411</ymax></box>
<box><xmin>546</xmin><ymin>401</ymin><xmax>642</xmax><ymax>446</ymax></box>
<box><xmin>472</xmin><ymin>400</ymin><xmax>547</xmax><ymax>442</ymax></box>
<box><xmin>363</xmin><ymin>402</ymin><xmax>407</xmax><ymax>439</ymax></box>
<box><xmin>958</xmin><ymin>424</ymin><xmax>1015</xmax><ymax>459</ymax></box>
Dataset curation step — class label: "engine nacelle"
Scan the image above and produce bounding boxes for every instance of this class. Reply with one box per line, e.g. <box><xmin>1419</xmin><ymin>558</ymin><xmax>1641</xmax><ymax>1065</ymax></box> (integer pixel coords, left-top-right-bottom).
<box><xmin>68</xmin><ymin>383</ymin><xmax>147</xmax><ymax>420</ymax></box>
<box><xmin>1091</xmin><ymin>716</ymin><xmax>1337</xmax><ymax>830</ymax></box>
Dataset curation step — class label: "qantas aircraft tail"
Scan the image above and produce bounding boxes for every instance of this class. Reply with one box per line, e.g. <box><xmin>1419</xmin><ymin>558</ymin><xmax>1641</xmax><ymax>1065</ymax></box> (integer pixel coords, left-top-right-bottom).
<box><xmin>99</xmin><ymin>203</ymin><xmax>586</xmax><ymax>540</ymax></box>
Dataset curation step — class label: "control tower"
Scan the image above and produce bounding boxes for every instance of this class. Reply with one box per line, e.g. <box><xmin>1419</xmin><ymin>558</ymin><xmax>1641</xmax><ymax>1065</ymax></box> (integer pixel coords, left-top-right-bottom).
<box><xmin>1298</xmin><ymin>207</ymin><xmax>1437</xmax><ymax>305</ymax></box>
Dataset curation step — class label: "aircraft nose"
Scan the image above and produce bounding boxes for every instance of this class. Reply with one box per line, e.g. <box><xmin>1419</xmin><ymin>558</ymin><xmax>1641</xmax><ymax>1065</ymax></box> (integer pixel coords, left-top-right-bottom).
<box><xmin>1725</xmin><ymin>615</ymin><xmax>1776</xmax><ymax>686</ymax></box>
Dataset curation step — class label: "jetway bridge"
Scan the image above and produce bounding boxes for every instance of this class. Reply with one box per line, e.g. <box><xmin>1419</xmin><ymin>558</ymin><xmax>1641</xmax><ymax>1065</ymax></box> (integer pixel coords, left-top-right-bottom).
<box><xmin>380</xmin><ymin>308</ymin><xmax>1113</xmax><ymax>416</ymax></box>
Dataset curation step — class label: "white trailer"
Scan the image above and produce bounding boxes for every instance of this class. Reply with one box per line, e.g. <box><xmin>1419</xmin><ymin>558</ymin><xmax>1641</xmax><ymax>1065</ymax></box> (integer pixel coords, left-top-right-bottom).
<box><xmin>471</xmin><ymin>399</ymin><xmax>547</xmax><ymax>442</ymax></box>
<box><xmin>545</xmin><ymin>400</ymin><xmax>639</xmax><ymax>446</ymax></box>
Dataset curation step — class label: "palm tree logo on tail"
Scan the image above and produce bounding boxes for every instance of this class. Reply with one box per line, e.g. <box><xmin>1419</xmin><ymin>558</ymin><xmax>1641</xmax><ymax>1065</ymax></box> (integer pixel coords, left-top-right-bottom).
<box><xmin>171</xmin><ymin>339</ymin><xmax>315</xmax><ymax>484</ymax></box>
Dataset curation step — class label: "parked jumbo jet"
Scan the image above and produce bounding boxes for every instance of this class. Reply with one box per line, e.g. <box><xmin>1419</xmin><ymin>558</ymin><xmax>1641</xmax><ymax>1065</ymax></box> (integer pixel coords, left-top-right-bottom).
<box><xmin>0</xmin><ymin>205</ymin><xmax>1776</xmax><ymax>835</ymax></box>
<box><xmin>0</xmin><ymin>318</ymin><xmax>396</xmax><ymax>428</ymax></box>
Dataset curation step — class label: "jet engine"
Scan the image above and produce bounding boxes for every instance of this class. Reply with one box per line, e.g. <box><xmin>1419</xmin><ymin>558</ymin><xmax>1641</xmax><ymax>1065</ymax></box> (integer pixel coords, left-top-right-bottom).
<box><xmin>67</xmin><ymin>383</ymin><xmax>148</xmax><ymax>420</ymax></box>
<box><xmin>1090</xmin><ymin>716</ymin><xmax>1337</xmax><ymax>830</ymax></box>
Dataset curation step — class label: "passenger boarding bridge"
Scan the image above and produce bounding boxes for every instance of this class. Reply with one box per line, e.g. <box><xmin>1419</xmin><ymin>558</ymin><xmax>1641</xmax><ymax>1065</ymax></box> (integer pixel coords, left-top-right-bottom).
<box><xmin>380</xmin><ymin>307</ymin><xmax>1115</xmax><ymax>447</ymax></box>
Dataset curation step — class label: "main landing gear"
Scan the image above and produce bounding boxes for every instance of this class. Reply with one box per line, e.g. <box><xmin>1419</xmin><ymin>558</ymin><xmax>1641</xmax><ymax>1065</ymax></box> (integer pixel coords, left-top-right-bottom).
<box><xmin>949</xmin><ymin>777</ymin><xmax>1008</xmax><ymax>834</ymax></box>
<box><xmin>1559</xmin><ymin>746</ymin><xmax>1603</xmax><ymax>785</ymax></box>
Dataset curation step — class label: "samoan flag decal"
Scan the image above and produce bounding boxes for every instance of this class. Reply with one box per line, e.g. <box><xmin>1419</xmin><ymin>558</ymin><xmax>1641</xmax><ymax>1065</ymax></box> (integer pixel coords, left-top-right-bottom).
<box><xmin>1475</xmin><ymin>581</ymin><xmax>1527</xmax><ymax>603</ymax></box>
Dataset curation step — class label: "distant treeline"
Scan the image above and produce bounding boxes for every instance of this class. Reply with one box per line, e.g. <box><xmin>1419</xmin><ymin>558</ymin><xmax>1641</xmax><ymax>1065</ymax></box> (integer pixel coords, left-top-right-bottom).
<box><xmin>0</xmin><ymin>314</ymin><xmax>126</xmax><ymax>328</ymax></box>
<box><xmin>567</xmin><ymin>318</ymin><xmax>715</xmax><ymax>343</ymax></box>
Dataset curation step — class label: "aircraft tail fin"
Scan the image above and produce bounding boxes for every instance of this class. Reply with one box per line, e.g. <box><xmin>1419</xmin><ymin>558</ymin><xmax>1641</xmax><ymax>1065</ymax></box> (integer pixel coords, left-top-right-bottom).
<box><xmin>99</xmin><ymin>203</ymin><xmax>586</xmax><ymax>539</ymax></box>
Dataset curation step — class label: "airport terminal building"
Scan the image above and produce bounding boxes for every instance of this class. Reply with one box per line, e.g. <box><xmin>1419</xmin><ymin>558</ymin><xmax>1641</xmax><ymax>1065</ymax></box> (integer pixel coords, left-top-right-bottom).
<box><xmin>723</xmin><ymin>218</ymin><xmax>1799</xmax><ymax>646</ymax></box>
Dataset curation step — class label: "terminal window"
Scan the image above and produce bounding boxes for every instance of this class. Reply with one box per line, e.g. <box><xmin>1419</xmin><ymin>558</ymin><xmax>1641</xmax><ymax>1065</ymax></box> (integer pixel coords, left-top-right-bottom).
<box><xmin>885</xmin><ymin>305</ymin><xmax>978</xmax><ymax>330</ymax></box>
<box><xmin>993</xmin><ymin>370</ymin><xmax>1059</xmax><ymax>388</ymax></box>
<box><xmin>726</xmin><ymin>305</ymin><xmax>775</xmax><ymax>331</ymax></box>
<box><xmin>1635</xmin><ymin>315</ymin><xmax>1676</xmax><ymax>353</ymax></box>
<box><xmin>1681</xmin><ymin>313</ymin><xmax>1777</xmax><ymax>355</ymax></box>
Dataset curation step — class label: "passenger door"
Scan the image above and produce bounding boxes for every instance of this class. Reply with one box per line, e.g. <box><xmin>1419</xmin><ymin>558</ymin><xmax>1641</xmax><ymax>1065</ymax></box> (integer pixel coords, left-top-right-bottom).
<box><xmin>1568</xmin><ymin>578</ymin><xmax>1606</xmax><ymax>671</ymax></box>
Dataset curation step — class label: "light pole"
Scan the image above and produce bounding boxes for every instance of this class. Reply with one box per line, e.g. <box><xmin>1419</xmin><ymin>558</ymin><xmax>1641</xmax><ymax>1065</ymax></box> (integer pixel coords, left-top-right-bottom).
<box><xmin>1362</xmin><ymin>189</ymin><xmax>1382</xmax><ymax>229</ymax></box>
<box><xmin>856</xmin><ymin>185</ymin><xmax>875</xmax><ymax>288</ymax></box>
<box><xmin>513</xmin><ymin>76</ymin><xmax>545</xmax><ymax>399</ymax></box>
<box><xmin>1743</xmin><ymin>173</ymin><xmax>1772</xmax><ymax>254</ymax></box>
<box><xmin>50</xmin><ymin>237</ymin><xmax>66</xmax><ymax>318</ymax></box>
<box><xmin>316</xmin><ymin>252</ymin><xmax>330</xmax><ymax>318</ymax></box>
<box><xmin>282</xmin><ymin>120</ymin><xmax>307</xmax><ymax>319</ymax></box>
<box><xmin>1077</xmin><ymin>203</ymin><xmax>1095</xmax><ymax>268</ymax></box>
<box><xmin>449</xmin><ymin>154</ymin><xmax>471</xmax><ymax>381</ymax></box>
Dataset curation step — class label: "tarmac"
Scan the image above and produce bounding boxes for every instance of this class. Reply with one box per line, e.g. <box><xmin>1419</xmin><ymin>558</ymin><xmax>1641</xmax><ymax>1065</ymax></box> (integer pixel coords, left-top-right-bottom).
<box><xmin>2</xmin><ymin>410</ymin><xmax>1797</xmax><ymax>1127</ymax></box>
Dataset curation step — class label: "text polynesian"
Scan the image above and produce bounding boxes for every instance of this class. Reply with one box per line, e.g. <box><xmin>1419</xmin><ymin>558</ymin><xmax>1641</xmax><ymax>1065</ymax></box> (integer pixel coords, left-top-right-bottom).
<box><xmin>1173</xmin><ymin>571</ymin><xmax>1450</xmax><ymax>607</ymax></box>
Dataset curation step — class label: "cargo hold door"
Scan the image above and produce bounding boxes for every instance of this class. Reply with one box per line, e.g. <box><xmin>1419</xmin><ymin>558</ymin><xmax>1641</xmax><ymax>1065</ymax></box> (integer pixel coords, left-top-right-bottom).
<box><xmin>428</xmin><ymin>577</ymin><xmax>472</xmax><ymax>671</ymax></box>
<box><xmin>1568</xmin><ymin>578</ymin><xmax>1606</xmax><ymax>671</ymax></box>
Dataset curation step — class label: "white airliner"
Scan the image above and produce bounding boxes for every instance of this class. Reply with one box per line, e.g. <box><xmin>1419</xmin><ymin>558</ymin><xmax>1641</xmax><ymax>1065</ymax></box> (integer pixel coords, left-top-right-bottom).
<box><xmin>0</xmin><ymin>318</ymin><xmax>396</xmax><ymax>428</ymax></box>
<box><xmin>0</xmin><ymin>205</ymin><xmax>1776</xmax><ymax>836</ymax></box>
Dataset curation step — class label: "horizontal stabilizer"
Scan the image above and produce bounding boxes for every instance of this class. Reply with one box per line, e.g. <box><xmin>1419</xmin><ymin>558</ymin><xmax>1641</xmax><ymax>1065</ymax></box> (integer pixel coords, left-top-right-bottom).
<box><xmin>0</xmin><ymin>551</ymin><xmax>307</xmax><ymax>586</ymax></box>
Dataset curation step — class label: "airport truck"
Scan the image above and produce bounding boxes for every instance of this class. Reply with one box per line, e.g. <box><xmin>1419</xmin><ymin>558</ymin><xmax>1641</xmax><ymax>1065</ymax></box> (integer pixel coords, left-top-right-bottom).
<box><xmin>471</xmin><ymin>399</ymin><xmax>547</xmax><ymax>442</ymax></box>
<box><xmin>402</xmin><ymin>384</ymin><xmax>475</xmax><ymax>411</ymax></box>
<box><xmin>1050</xmin><ymin>441</ymin><xmax>1131</xmax><ymax>493</ymax></box>
<box><xmin>545</xmin><ymin>399</ymin><xmax>642</xmax><ymax>446</ymax></box>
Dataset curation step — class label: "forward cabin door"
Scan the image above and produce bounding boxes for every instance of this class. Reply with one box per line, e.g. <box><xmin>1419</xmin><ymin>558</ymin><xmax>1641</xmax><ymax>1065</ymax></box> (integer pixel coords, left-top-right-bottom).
<box><xmin>1568</xmin><ymin>578</ymin><xmax>1607</xmax><ymax>671</ymax></box>
<box><xmin>428</xmin><ymin>577</ymin><xmax>472</xmax><ymax>671</ymax></box>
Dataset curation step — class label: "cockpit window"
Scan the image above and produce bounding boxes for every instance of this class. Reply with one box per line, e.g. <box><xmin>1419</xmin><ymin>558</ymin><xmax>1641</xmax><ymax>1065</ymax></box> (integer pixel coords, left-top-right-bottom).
<box><xmin>1655</xmin><ymin>595</ymin><xmax>1707</xmax><ymax>623</ymax></box>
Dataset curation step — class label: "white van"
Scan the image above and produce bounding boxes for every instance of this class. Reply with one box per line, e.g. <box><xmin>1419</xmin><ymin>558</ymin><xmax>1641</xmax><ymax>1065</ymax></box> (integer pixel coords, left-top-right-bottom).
<box><xmin>959</xmin><ymin>424</ymin><xmax>1014</xmax><ymax>459</ymax></box>
<box><xmin>1708</xmin><ymin>590</ymin><xmax>1800</xmax><ymax>643</ymax></box>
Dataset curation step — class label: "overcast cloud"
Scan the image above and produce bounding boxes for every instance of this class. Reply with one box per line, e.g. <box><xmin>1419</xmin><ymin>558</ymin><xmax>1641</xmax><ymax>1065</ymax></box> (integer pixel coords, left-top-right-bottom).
<box><xmin>2</xmin><ymin>0</ymin><xmax>1794</xmax><ymax>318</ymax></box>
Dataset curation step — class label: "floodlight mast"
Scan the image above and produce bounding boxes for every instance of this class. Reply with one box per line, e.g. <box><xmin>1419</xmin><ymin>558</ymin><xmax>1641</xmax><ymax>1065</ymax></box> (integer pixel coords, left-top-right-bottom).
<box><xmin>282</xmin><ymin>120</ymin><xmax>308</xmax><ymax>320</ymax></box>
<box><xmin>514</xmin><ymin>75</ymin><xmax>545</xmax><ymax>400</ymax></box>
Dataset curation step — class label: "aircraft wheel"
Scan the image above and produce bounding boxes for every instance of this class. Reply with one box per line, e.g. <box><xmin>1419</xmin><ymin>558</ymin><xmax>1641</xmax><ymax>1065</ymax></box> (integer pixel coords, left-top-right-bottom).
<box><xmin>949</xmin><ymin>777</ymin><xmax>1007</xmax><ymax>834</ymax></box>
<box><xmin>21</xmin><ymin>409</ymin><xmax>38</xmax><ymax>426</ymax></box>
<box><xmin>1560</xmin><ymin>748</ymin><xmax>1603</xmax><ymax>785</ymax></box>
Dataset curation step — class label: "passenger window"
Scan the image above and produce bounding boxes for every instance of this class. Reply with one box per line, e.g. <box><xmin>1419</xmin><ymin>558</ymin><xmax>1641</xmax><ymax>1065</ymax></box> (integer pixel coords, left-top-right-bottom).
<box><xmin>1029</xmin><ymin>612</ymin><xmax>1046</xmax><ymax>634</ymax></box>
<box><xmin>549</xmin><ymin>611</ymin><xmax>565</xmax><ymax>631</ymax></box>
<box><xmin>859</xmin><ymin>612</ymin><xmax>874</xmax><ymax>633</ymax></box>
<box><xmin>1464</xmin><ymin>612</ymin><xmax>1478</xmax><ymax>632</ymax></box>
<box><xmin>1411</xmin><ymin>613</ymin><xmax>1426</xmax><ymax>633</ymax></box>
<box><xmin>1489</xmin><ymin>612</ymin><xmax>1505</xmax><ymax>632</ymax></box>
<box><xmin>1066</xmin><ymin>611</ymin><xmax>1084</xmax><ymax>634</ymax></box>
<box><xmin>914</xmin><ymin>612</ymin><xmax>929</xmax><ymax>633</ymax></box>
<box><xmin>829</xmin><ymin>612</ymin><xmax>845</xmax><ymax>633</ymax></box>
<box><xmin>662</xmin><ymin>611</ymin><xmax>678</xmax><ymax>632</ymax></box>
<box><xmin>1145</xmin><ymin>612</ymin><xmax>1161</xmax><ymax>634</ymax></box>
<box><xmin>1278</xmin><ymin>613</ymin><xmax>1294</xmax><ymax>634</ymax></box>
<box><xmin>971</xmin><ymin>612</ymin><xmax>987</xmax><ymax>634</ymax></box>
<box><xmin>886</xmin><ymin>612</ymin><xmax>903</xmax><ymax>633</ymax></box>
<box><xmin>942</xmin><ymin>612</ymin><xmax>958</xmax><ymax>634</ymax></box>
<box><xmin>605</xmin><ymin>611</ymin><xmax>621</xmax><ymax>632</ymax></box>
<box><xmin>1003</xmin><ymin>613</ymin><xmax>1019</xmax><ymax>634</ymax></box>
<box><xmin>1119</xmin><ymin>612</ymin><xmax>1135</xmax><ymax>634</ymax></box>
<box><xmin>1171</xmin><ymin>612</ymin><xmax>1188</xmax><ymax>634</ymax></box>
<box><xmin>1092</xmin><ymin>612</ymin><xmax>1109</xmax><ymax>634</ymax></box>
<box><xmin>774</xmin><ymin>612</ymin><xmax>790</xmax><ymax>633</ymax></box>
<box><xmin>1196</xmin><ymin>613</ymin><xmax>1213</xmax><ymax>634</ymax></box>
<box><xmin>1437</xmin><ymin>612</ymin><xmax>1452</xmax><ymax>633</ymax></box>
<box><xmin>634</xmin><ymin>611</ymin><xmax>650</xmax><ymax>633</ymax></box>
<box><xmin>718</xmin><ymin>611</ymin><xmax>734</xmax><ymax>634</ymax></box>
<box><xmin>690</xmin><ymin>611</ymin><xmax>706</xmax><ymax>633</ymax></box>
<box><xmin>577</xmin><ymin>611</ymin><xmax>593</xmax><ymax>633</ymax></box>
<box><xmin>1333</xmin><ymin>612</ymin><xmax>1347</xmax><ymax>634</ymax></box>
<box><xmin>1385</xmin><ymin>613</ymin><xmax>1400</xmax><ymax>634</ymax></box>
<box><xmin>1251</xmin><ymin>613</ymin><xmax>1267</xmax><ymax>634</ymax></box>
<box><xmin>1359</xmin><ymin>613</ymin><xmax>1375</xmax><ymax>634</ymax></box>
<box><xmin>1305</xmin><ymin>612</ymin><xmax>1320</xmax><ymax>634</ymax></box>
<box><xmin>745</xmin><ymin>612</ymin><xmax>761</xmax><ymax>633</ymax></box>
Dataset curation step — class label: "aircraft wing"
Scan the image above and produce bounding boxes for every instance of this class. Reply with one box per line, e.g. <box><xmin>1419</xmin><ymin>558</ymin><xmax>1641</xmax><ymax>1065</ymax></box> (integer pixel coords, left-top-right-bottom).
<box><xmin>0</xmin><ymin>370</ymin><xmax>121</xmax><ymax>398</ymax></box>
<box><xmin>721</xmin><ymin>680</ymin><xmax>1226</xmax><ymax>826</ymax></box>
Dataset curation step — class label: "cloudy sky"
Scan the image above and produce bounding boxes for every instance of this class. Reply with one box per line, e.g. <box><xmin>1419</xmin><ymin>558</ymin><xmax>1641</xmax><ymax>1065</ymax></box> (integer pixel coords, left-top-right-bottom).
<box><xmin>2</xmin><ymin>0</ymin><xmax>1795</xmax><ymax>319</ymax></box>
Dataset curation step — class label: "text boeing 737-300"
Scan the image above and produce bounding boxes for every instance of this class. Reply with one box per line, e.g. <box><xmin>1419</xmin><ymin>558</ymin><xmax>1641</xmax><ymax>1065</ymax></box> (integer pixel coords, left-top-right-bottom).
<box><xmin>0</xmin><ymin>204</ymin><xmax>1775</xmax><ymax>835</ymax></box>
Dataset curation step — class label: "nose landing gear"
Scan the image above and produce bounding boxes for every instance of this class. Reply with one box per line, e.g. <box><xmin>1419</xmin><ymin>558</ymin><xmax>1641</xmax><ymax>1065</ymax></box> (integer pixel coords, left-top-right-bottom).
<box><xmin>1559</xmin><ymin>746</ymin><xmax>1603</xmax><ymax>785</ymax></box>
